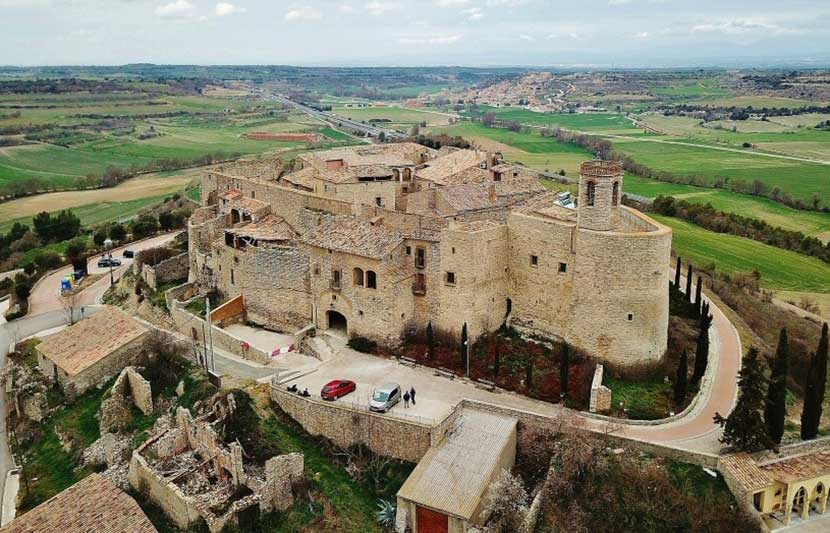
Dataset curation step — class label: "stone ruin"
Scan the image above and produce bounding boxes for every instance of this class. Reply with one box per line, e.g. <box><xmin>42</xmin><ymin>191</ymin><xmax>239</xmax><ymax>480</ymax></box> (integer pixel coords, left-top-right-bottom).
<box><xmin>99</xmin><ymin>366</ymin><xmax>154</xmax><ymax>433</ymax></box>
<box><xmin>1</xmin><ymin>358</ymin><xmax>52</xmax><ymax>424</ymax></box>
<box><xmin>128</xmin><ymin>395</ymin><xmax>304</xmax><ymax>532</ymax></box>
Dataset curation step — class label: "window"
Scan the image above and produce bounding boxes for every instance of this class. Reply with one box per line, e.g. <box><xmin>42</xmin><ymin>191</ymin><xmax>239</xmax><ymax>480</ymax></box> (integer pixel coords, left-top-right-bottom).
<box><xmin>558</xmin><ymin>262</ymin><xmax>567</xmax><ymax>273</ymax></box>
<box><xmin>530</xmin><ymin>255</ymin><xmax>539</xmax><ymax>267</ymax></box>
<box><xmin>375</xmin><ymin>197</ymin><xmax>382</xmax><ymax>207</ymax></box>
<box><xmin>234</xmin><ymin>256</ymin><xmax>239</xmax><ymax>265</ymax></box>
<box><xmin>331</xmin><ymin>269</ymin><xmax>341</xmax><ymax>289</ymax></box>
<box><xmin>451</xmin><ymin>247</ymin><xmax>456</xmax><ymax>254</ymax></box>
<box><xmin>366</xmin><ymin>270</ymin><xmax>377</xmax><ymax>289</ymax></box>
<box><xmin>413</xmin><ymin>272</ymin><xmax>426</xmax><ymax>295</ymax></box>
<box><xmin>415</xmin><ymin>247</ymin><xmax>426</xmax><ymax>269</ymax></box>
<box><xmin>445</xmin><ymin>272</ymin><xmax>456</xmax><ymax>285</ymax></box>
<box><xmin>586</xmin><ymin>180</ymin><xmax>596</xmax><ymax>207</ymax></box>
<box><xmin>251</xmin><ymin>190</ymin><xmax>256</xmax><ymax>199</ymax></box>
<box><xmin>230</xmin><ymin>269</ymin><xmax>235</xmax><ymax>285</ymax></box>
<box><xmin>405</xmin><ymin>246</ymin><xmax>412</xmax><ymax>256</ymax></box>
<box><xmin>353</xmin><ymin>268</ymin><xmax>364</xmax><ymax>287</ymax></box>
<box><xmin>493</xmin><ymin>172</ymin><xmax>502</xmax><ymax>182</ymax></box>
<box><xmin>612</xmin><ymin>181</ymin><xmax>620</xmax><ymax>206</ymax></box>
<box><xmin>313</xmin><ymin>265</ymin><xmax>320</xmax><ymax>276</ymax></box>
<box><xmin>627</xmin><ymin>313</ymin><xmax>634</xmax><ymax>321</ymax></box>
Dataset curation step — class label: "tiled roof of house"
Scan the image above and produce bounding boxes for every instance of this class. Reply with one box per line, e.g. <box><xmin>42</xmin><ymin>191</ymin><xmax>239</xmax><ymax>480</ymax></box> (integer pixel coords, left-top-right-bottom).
<box><xmin>301</xmin><ymin>216</ymin><xmax>404</xmax><ymax>259</ymax></box>
<box><xmin>36</xmin><ymin>307</ymin><xmax>147</xmax><ymax>377</ymax></box>
<box><xmin>221</xmin><ymin>188</ymin><xmax>243</xmax><ymax>200</ymax></box>
<box><xmin>760</xmin><ymin>450</ymin><xmax>830</xmax><ymax>484</ymax></box>
<box><xmin>1</xmin><ymin>474</ymin><xmax>157</xmax><ymax>533</ymax></box>
<box><xmin>398</xmin><ymin>409</ymin><xmax>518</xmax><ymax>520</ymax></box>
<box><xmin>281</xmin><ymin>166</ymin><xmax>319</xmax><ymax>190</ymax></box>
<box><xmin>416</xmin><ymin>149</ymin><xmax>486</xmax><ymax>185</ymax></box>
<box><xmin>437</xmin><ymin>178</ymin><xmax>546</xmax><ymax>213</ymax></box>
<box><xmin>226</xmin><ymin>214</ymin><xmax>296</xmax><ymax>242</ymax></box>
<box><xmin>230</xmin><ymin>196</ymin><xmax>271</xmax><ymax>214</ymax></box>
<box><xmin>719</xmin><ymin>453</ymin><xmax>772</xmax><ymax>493</ymax></box>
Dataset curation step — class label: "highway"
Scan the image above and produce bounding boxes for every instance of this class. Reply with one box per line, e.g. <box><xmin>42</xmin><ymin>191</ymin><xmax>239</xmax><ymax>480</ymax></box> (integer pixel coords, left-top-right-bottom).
<box><xmin>256</xmin><ymin>90</ymin><xmax>407</xmax><ymax>141</ymax></box>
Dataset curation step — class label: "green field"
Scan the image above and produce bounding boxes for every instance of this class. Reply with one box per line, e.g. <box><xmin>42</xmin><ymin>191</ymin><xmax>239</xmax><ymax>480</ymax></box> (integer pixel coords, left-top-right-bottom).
<box><xmin>653</xmin><ymin>215</ymin><xmax>830</xmax><ymax>292</ymax></box>
<box><xmin>331</xmin><ymin>105</ymin><xmax>451</xmax><ymax>130</ymax></box>
<box><xmin>625</xmin><ymin>175</ymin><xmax>830</xmax><ymax>241</ymax></box>
<box><xmin>471</xmin><ymin>106</ymin><xmax>640</xmax><ymax>134</ymax></box>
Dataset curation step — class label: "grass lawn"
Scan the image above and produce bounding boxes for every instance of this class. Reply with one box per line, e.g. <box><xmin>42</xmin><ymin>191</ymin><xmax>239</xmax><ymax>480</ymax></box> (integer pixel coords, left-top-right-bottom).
<box><xmin>471</xmin><ymin>106</ymin><xmax>639</xmax><ymax>134</ymax></box>
<box><xmin>653</xmin><ymin>215</ymin><xmax>830</xmax><ymax>292</ymax></box>
<box><xmin>604</xmin><ymin>376</ymin><xmax>673</xmax><ymax>420</ymax></box>
<box><xmin>624</xmin><ymin>174</ymin><xmax>830</xmax><ymax>241</ymax></box>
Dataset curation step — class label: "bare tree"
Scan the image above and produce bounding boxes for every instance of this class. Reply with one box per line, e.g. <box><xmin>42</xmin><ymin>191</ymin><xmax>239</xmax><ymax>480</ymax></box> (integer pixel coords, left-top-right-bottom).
<box><xmin>59</xmin><ymin>290</ymin><xmax>82</xmax><ymax>325</ymax></box>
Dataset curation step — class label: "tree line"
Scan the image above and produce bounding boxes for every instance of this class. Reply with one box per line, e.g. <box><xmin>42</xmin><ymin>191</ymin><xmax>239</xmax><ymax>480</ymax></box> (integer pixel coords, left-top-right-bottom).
<box><xmin>652</xmin><ymin>195</ymin><xmax>830</xmax><ymax>263</ymax></box>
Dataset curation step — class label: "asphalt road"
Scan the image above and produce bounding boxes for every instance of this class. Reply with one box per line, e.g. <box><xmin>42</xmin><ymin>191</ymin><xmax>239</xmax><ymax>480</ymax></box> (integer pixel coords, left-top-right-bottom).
<box><xmin>28</xmin><ymin>232</ymin><xmax>181</xmax><ymax>316</ymax></box>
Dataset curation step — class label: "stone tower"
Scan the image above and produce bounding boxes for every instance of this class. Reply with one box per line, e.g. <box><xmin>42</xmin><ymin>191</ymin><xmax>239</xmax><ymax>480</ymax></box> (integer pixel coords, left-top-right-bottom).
<box><xmin>577</xmin><ymin>160</ymin><xmax>624</xmax><ymax>231</ymax></box>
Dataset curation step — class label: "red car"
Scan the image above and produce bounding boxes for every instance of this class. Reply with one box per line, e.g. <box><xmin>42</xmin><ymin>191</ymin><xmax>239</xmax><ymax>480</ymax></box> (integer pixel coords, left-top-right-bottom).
<box><xmin>321</xmin><ymin>379</ymin><xmax>356</xmax><ymax>401</ymax></box>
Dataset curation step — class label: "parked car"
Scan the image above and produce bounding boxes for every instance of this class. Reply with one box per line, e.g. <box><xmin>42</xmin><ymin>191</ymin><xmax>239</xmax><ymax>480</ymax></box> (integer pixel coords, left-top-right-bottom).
<box><xmin>122</xmin><ymin>249</ymin><xmax>134</xmax><ymax>258</ymax></box>
<box><xmin>321</xmin><ymin>379</ymin><xmax>356</xmax><ymax>401</ymax></box>
<box><xmin>369</xmin><ymin>383</ymin><xmax>401</xmax><ymax>413</ymax></box>
<box><xmin>97</xmin><ymin>257</ymin><xmax>122</xmax><ymax>268</ymax></box>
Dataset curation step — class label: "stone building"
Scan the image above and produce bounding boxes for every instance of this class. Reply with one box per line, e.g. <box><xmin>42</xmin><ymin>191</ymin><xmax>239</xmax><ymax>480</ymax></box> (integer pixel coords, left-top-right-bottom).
<box><xmin>35</xmin><ymin>306</ymin><xmax>150</xmax><ymax>395</ymax></box>
<box><xmin>188</xmin><ymin>144</ymin><xmax>671</xmax><ymax>366</ymax></box>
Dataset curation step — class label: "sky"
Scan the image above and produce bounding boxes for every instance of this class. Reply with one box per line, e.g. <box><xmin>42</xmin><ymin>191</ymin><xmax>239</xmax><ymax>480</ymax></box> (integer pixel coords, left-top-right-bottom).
<box><xmin>1</xmin><ymin>0</ymin><xmax>829</xmax><ymax>67</ymax></box>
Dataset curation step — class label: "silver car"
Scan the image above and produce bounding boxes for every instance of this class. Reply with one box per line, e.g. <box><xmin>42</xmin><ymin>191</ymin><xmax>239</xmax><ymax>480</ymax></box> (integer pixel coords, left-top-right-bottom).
<box><xmin>369</xmin><ymin>383</ymin><xmax>401</xmax><ymax>413</ymax></box>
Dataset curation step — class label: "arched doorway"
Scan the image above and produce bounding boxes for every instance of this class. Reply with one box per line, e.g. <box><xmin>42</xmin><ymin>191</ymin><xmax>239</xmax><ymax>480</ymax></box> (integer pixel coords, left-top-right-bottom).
<box><xmin>231</xmin><ymin>209</ymin><xmax>241</xmax><ymax>224</ymax></box>
<box><xmin>793</xmin><ymin>487</ymin><xmax>808</xmax><ymax>519</ymax></box>
<box><xmin>811</xmin><ymin>483</ymin><xmax>825</xmax><ymax>515</ymax></box>
<box><xmin>327</xmin><ymin>310</ymin><xmax>348</xmax><ymax>334</ymax></box>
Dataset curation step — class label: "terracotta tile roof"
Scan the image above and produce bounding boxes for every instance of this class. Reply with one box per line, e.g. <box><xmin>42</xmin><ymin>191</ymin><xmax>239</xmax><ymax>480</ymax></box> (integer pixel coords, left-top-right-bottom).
<box><xmin>302</xmin><ymin>216</ymin><xmax>404</xmax><ymax>259</ymax></box>
<box><xmin>231</xmin><ymin>196</ymin><xmax>270</xmax><ymax>214</ymax></box>
<box><xmin>227</xmin><ymin>214</ymin><xmax>296</xmax><ymax>242</ymax></box>
<box><xmin>281</xmin><ymin>166</ymin><xmax>319</xmax><ymax>189</ymax></box>
<box><xmin>720</xmin><ymin>453</ymin><xmax>772</xmax><ymax>493</ymax></box>
<box><xmin>221</xmin><ymin>188</ymin><xmax>243</xmax><ymax>200</ymax></box>
<box><xmin>397</xmin><ymin>409</ymin><xmax>518</xmax><ymax>520</ymax></box>
<box><xmin>36</xmin><ymin>307</ymin><xmax>147</xmax><ymax>377</ymax></box>
<box><xmin>324</xmin><ymin>164</ymin><xmax>395</xmax><ymax>184</ymax></box>
<box><xmin>1</xmin><ymin>473</ymin><xmax>157</xmax><ymax>533</ymax></box>
<box><xmin>760</xmin><ymin>450</ymin><xmax>830</xmax><ymax>484</ymax></box>
<box><xmin>416</xmin><ymin>149</ymin><xmax>486</xmax><ymax>185</ymax></box>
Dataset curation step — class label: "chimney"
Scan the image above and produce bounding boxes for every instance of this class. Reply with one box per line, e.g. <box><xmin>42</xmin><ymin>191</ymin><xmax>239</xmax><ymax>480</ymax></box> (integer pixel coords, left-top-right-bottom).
<box><xmin>488</xmin><ymin>183</ymin><xmax>497</xmax><ymax>205</ymax></box>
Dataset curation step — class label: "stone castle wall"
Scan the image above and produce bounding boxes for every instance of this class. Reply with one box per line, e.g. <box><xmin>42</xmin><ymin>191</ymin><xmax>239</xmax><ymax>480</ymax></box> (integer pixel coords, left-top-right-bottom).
<box><xmin>140</xmin><ymin>252</ymin><xmax>189</xmax><ymax>290</ymax></box>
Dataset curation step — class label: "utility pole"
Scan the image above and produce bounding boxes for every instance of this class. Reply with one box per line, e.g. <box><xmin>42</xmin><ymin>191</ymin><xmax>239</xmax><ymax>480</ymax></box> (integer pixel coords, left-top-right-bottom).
<box><xmin>205</xmin><ymin>296</ymin><xmax>216</xmax><ymax>372</ymax></box>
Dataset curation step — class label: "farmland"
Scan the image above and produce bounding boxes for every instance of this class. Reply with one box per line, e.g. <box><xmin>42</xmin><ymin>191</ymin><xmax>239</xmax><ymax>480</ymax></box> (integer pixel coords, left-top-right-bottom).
<box><xmin>330</xmin><ymin>104</ymin><xmax>453</xmax><ymax>131</ymax></box>
<box><xmin>652</xmin><ymin>215</ymin><xmax>830</xmax><ymax>293</ymax></box>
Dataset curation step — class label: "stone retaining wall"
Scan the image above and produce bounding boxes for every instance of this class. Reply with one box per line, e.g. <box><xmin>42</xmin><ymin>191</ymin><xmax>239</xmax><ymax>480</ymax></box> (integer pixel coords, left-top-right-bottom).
<box><xmin>588</xmin><ymin>364</ymin><xmax>611</xmax><ymax>414</ymax></box>
<box><xmin>270</xmin><ymin>385</ymin><xmax>453</xmax><ymax>463</ymax></box>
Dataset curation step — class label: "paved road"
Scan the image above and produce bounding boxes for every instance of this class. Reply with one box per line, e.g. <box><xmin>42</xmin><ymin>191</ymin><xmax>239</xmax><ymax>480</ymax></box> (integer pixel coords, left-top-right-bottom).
<box><xmin>28</xmin><ymin>232</ymin><xmax>181</xmax><ymax>316</ymax></box>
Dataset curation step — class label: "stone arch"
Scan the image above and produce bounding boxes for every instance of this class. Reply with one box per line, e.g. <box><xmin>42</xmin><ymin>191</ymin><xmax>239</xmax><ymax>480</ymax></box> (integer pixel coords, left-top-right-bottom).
<box><xmin>811</xmin><ymin>482</ymin><xmax>826</xmax><ymax>515</ymax></box>
<box><xmin>393</xmin><ymin>168</ymin><xmax>401</xmax><ymax>180</ymax></box>
<box><xmin>612</xmin><ymin>181</ymin><xmax>620</xmax><ymax>206</ymax></box>
<box><xmin>366</xmin><ymin>270</ymin><xmax>377</xmax><ymax>289</ymax></box>
<box><xmin>792</xmin><ymin>486</ymin><xmax>808</xmax><ymax>521</ymax></box>
<box><xmin>585</xmin><ymin>180</ymin><xmax>596</xmax><ymax>207</ymax></box>
<box><xmin>353</xmin><ymin>267</ymin><xmax>364</xmax><ymax>287</ymax></box>
<box><xmin>326</xmin><ymin>310</ymin><xmax>348</xmax><ymax>333</ymax></box>
<box><xmin>403</xmin><ymin>167</ymin><xmax>412</xmax><ymax>180</ymax></box>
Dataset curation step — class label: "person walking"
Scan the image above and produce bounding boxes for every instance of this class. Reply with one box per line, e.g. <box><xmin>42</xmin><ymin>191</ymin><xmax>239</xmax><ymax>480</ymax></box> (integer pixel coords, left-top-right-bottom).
<box><xmin>403</xmin><ymin>390</ymin><xmax>411</xmax><ymax>408</ymax></box>
<box><xmin>410</xmin><ymin>387</ymin><xmax>416</xmax><ymax>405</ymax></box>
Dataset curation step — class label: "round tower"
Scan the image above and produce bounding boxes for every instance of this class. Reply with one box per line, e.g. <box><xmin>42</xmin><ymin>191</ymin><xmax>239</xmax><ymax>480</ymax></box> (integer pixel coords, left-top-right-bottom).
<box><xmin>577</xmin><ymin>160</ymin><xmax>624</xmax><ymax>231</ymax></box>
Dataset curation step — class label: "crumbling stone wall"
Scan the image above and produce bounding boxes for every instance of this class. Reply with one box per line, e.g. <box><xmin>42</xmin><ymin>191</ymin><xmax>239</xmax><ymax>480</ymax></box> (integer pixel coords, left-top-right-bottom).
<box><xmin>141</xmin><ymin>252</ymin><xmax>190</xmax><ymax>290</ymax></box>
<box><xmin>589</xmin><ymin>364</ymin><xmax>612</xmax><ymax>414</ymax></box>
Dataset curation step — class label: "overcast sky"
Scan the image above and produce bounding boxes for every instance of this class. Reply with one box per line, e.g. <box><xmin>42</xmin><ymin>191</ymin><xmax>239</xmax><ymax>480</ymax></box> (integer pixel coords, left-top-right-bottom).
<box><xmin>1</xmin><ymin>0</ymin><xmax>829</xmax><ymax>67</ymax></box>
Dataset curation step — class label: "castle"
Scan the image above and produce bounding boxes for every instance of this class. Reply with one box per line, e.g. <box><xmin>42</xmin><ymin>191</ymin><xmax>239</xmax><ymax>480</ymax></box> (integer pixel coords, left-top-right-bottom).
<box><xmin>188</xmin><ymin>143</ymin><xmax>671</xmax><ymax>366</ymax></box>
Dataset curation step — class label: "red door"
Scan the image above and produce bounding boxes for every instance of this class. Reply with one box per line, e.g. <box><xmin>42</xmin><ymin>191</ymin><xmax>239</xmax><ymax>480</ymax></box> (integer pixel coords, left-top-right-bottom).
<box><xmin>416</xmin><ymin>506</ymin><xmax>448</xmax><ymax>533</ymax></box>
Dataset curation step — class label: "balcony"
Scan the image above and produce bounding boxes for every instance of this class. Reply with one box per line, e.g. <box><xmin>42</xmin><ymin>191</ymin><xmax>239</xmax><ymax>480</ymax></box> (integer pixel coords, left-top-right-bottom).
<box><xmin>329</xmin><ymin>279</ymin><xmax>342</xmax><ymax>291</ymax></box>
<box><xmin>411</xmin><ymin>282</ymin><xmax>426</xmax><ymax>296</ymax></box>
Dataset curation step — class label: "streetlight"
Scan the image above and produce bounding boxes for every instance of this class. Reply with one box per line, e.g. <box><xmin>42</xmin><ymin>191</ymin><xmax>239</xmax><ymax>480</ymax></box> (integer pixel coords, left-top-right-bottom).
<box><xmin>103</xmin><ymin>239</ymin><xmax>115</xmax><ymax>286</ymax></box>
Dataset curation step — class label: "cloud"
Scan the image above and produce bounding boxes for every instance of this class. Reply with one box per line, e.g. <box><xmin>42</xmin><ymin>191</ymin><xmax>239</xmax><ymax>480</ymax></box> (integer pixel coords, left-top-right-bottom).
<box><xmin>633</xmin><ymin>31</ymin><xmax>649</xmax><ymax>38</ymax></box>
<box><xmin>284</xmin><ymin>5</ymin><xmax>322</xmax><ymax>21</ymax></box>
<box><xmin>364</xmin><ymin>1</ymin><xmax>398</xmax><ymax>15</ymax></box>
<box><xmin>215</xmin><ymin>2</ymin><xmax>246</xmax><ymax>16</ymax></box>
<box><xmin>691</xmin><ymin>19</ymin><xmax>791</xmax><ymax>35</ymax></box>
<box><xmin>518</xmin><ymin>34</ymin><xmax>533</xmax><ymax>41</ymax></box>
<box><xmin>398</xmin><ymin>34</ymin><xmax>462</xmax><ymax>45</ymax></box>
<box><xmin>462</xmin><ymin>6</ymin><xmax>482</xmax><ymax>20</ymax></box>
<box><xmin>155</xmin><ymin>0</ymin><xmax>195</xmax><ymax>18</ymax></box>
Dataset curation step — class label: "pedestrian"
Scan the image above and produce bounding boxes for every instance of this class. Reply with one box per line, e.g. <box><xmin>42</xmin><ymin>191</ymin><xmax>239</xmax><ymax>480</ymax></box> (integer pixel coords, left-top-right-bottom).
<box><xmin>403</xmin><ymin>390</ymin><xmax>410</xmax><ymax>408</ymax></box>
<box><xmin>410</xmin><ymin>387</ymin><xmax>416</xmax><ymax>405</ymax></box>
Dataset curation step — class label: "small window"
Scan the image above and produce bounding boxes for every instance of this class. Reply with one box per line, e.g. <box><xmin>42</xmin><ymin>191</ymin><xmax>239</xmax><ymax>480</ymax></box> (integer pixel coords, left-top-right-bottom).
<box><xmin>446</xmin><ymin>272</ymin><xmax>456</xmax><ymax>285</ymax></box>
<box><xmin>406</xmin><ymin>246</ymin><xmax>412</xmax><ymax>256</ymax></box>
<box><xmin>627</xmin><ymin>313</ymin><xmax>634</xmax><ymax>321</ymax></box>
<box><xmin>366</xmin><ymin>270</ymin><xmax>377</xmax><ymax>289</ymax></box>
<box><xmin>313</xmin><ymin>265</ymin><xmax>320</xmax><ymax>276</ymax></box>
<box><xmin>353</xmin><ymin>268</ymin><xmax>364</xmax><ymax>287</ymax></box>
<box><xmin>234</xmin><ymin>256</ymin><xmax>239</xmax><ymax>265</ymax></box>
<box><xmin>586</xmin><ymin>180</ymin><xmax>596</xmax><ymax>207</ymax></box>
<box><xmin>451</xmin><ymin>247</ymin><xmax>456</xmax><ymax>254</ymax></box>
<box><xmin>230</xmin><ymin>269</ymin><xmax>235</xmax><ymax>285</ymax></box>
<box><xmin>415</xmin><ymin>247</ymin><xmax>426</xmax><ymax>269</ymax></box>
<box><xmin>530</xmin><ymin>255</ymin><xmax>538</xmax><ymax>267</ymax></box>
<box><xmin>375</xmin><ymin>197</ymin><xmax>382</xmax><ymax>207</ymax></box>
<box><xmin>558</xmin><ymin>262</ymin><xmax>567</xmax><ymax>273</ymax></box>
<box><xmin>251</xmin><ymin>190</ymin><xmax>256</xmax><ymax>199</ymax></box>
<box><xmin>359</xmin><ymin>310</ymin><xmax>364</xmax><ymax>316</ymax></box>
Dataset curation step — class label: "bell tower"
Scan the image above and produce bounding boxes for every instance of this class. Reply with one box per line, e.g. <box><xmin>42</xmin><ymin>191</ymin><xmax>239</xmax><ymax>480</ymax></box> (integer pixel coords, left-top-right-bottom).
<box><xmin>577</xmin><ymin>160</ymin><xmax>623</xmax><ymax>231</ymax></box>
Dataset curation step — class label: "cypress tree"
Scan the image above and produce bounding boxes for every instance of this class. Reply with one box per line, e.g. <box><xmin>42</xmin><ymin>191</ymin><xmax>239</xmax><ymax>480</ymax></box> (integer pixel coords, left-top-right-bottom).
<box><xmin>765</xmin><ymin>328</ymin><xmax>789</xmax><ymax>445</ymax></box>
<box><xmin>674</xmin><ymin>350</ymin><xmax>688</xmax><ymax>405</ymax></box>
<box><xmin>694</xmin><ymin>275</ymin><xmax>703</xmax><ymax>317</ymax></box>
<box><xmin>674</xmin><ymin>256</ymin><xmax>682</xmax><ymax>289</ymax></box>
<box><xmin>802</xmin><ymin>323</ymin><xmax>829</xmax><ymax>439</ymax></box>
<box><xmin>560</xmin><ymin>343</ymin><xmax>570</xmax><ymax>401</ymax></box>
<box><xmin>685</xmin><ymin>264</ymin><xmax>693</xmax><ymax>302</ymax></box>
<box><xmin>714</xmin><ymin>347</ymin><xmax>773</xmax><ymax>451</ymax></box>
<box><xmin>426</xmin><ymin>322</ymin><xmax>435</xmax><ymax>361</ymax></box>
<box><xmin>493</xmin><ymin>333</ymin><xmax>501</xmax><ymax>377</ymax></box>
<box><xmin>691</xmin><ymin>311</ymin><xmax>712</xmax><ymax>385</ymax></box>
<box><xmin>460</xmin><ymin>323</ymin><xmax>468</xmax><ymax>370</ymax></box>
